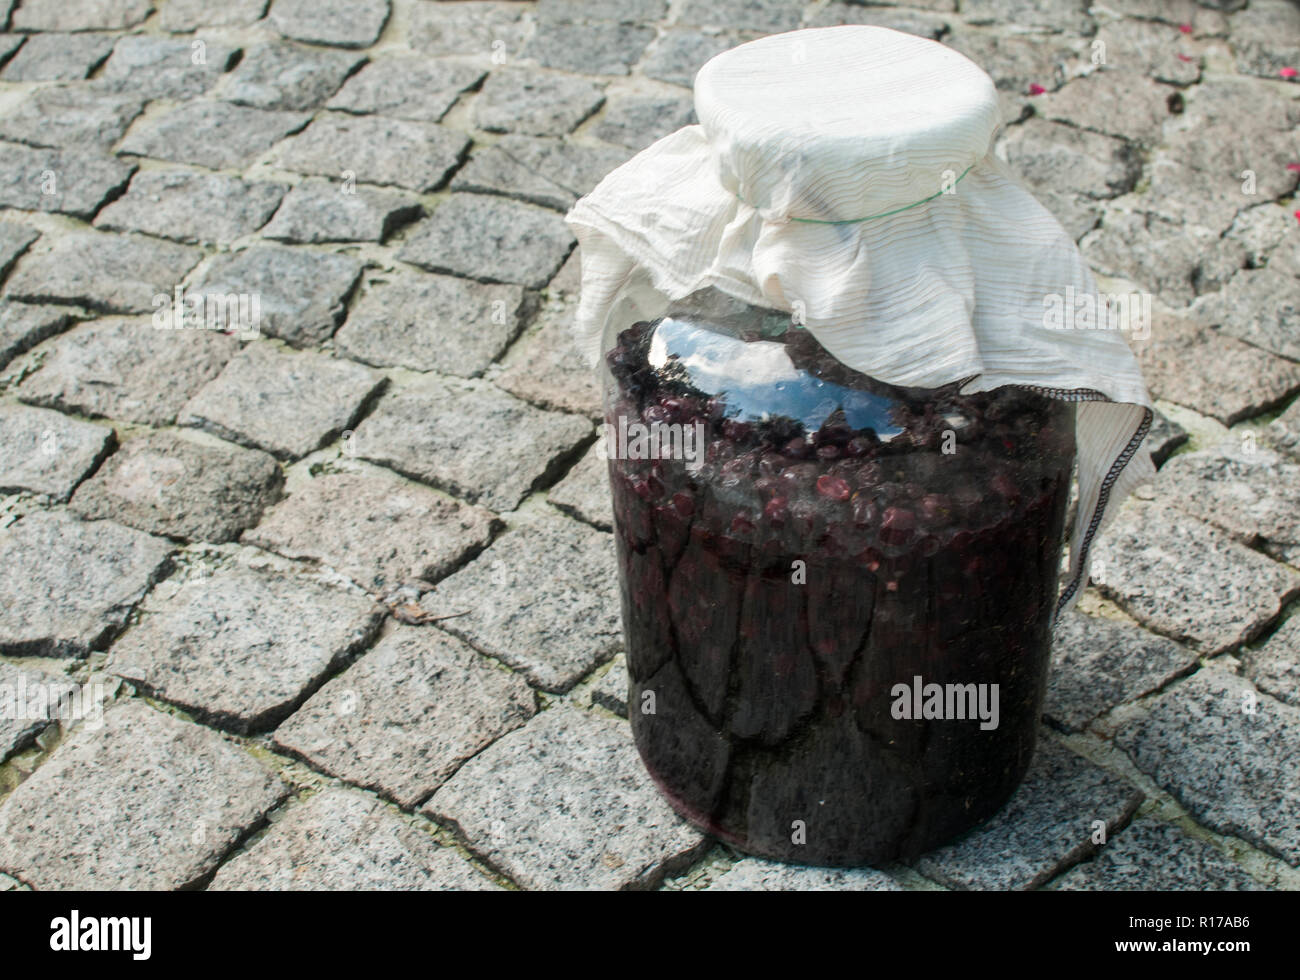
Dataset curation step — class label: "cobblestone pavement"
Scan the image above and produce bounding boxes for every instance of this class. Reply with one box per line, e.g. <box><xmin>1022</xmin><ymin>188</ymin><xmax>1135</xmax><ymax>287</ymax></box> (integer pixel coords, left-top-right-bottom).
<box><xmin>0</xmin><ymin>0</ymin><xmax>1298</xmax><ymax>892</ymax></box>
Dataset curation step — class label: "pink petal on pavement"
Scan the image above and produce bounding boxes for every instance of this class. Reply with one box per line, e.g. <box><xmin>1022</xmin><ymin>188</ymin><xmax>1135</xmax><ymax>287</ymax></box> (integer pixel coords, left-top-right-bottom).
<box><xmin>1028</xmin><ymin>83</ymin><xmax>1046</xmax><ymax>95</ymax></box>
<box><xmin>1281</xmin><ymin>67</ymin><xmax>1298</xmax><ymax>79</ymax></box>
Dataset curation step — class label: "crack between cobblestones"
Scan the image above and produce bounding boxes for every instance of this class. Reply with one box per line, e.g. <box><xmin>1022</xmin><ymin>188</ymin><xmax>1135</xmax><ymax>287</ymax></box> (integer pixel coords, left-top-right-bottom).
<box><xmin>57</xmin><ymin>424</ymin><xmax>121</xmax><ymax>503</ymax></box>
<box><xmin>1</xmin><ymin>547</ymin><xmax>179</xmax><ymax>659</ymax></box>
<box><xmin>480</xmin><ymin>287</ymin><xmax>545</xmax><ymax>371</ymax></box>
<box><xmin>409</xmin><ymin>807</ymin><xmax>529</xmax><ymax>888</ymax></box>
<box><xmin>562</xmin><ymin>645</ymin><xmax>629</xmax><ymax>700</ymax></box>
<box><xmin>106</xmin><ymin>693</ymin><xmax>535</xmax><ymax>888</ymax></box>
<box><xmin>1027</xmin><ymin>737</ymin><xmax>1145</xmax><ymax>891</ymax></box>
<box><xmin>122</xmin><ymin>607</ymin><xmax>387</xmax><ymax>738</ymax></box>
<box><xmin>181</xmin><ymin>804</ymin><xmax>282</xmax><ymax>892</ymax></box>
<box><xmin>525</xmin><ymin>424</ymin><xmax>599</xmax><ymax>498</ymax></box>
<box><xmin>0</xmin><ymin>866</ymin><xmax>36</xmax><ymax>890</ymax></box>
<box><xmin>1053</xmin><ymin>722</ymin><xmax>1300</xmax><ymax>889</ymax></box>
<box><xmin>1047</xmin><ymin>661</ymin><xmax>1204</xmax><ymax>737</ymax></box>
<box><xmin>1236</xmin><ymin>600</ymin><xmax>1299</xmax><ymax>655</ymax></box>
<box><xmin>189</xmin><ymin>787</ymin><xmax>300</xmax><ymax>889</ymax></box>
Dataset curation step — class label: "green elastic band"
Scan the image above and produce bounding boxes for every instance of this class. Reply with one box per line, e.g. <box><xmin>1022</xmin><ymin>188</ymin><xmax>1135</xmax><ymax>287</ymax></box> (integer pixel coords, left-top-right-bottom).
<box><xmin>740</xmin><ymin>165</ymin><xmax>974</xmax><ymax>224</ymax></box>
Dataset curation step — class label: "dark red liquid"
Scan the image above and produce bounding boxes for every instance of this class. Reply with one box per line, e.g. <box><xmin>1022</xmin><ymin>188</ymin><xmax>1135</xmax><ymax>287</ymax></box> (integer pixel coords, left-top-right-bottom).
<box><xmin>606</xmin><ymin>315</ymin><xmax>1075</xmax><ymax>866</ymax></box>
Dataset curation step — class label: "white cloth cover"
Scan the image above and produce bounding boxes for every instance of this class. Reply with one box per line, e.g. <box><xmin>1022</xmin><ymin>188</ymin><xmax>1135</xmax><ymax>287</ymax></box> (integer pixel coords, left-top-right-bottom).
<box><xmin>566</xmin><ymin>26</ymin><xmax>1154</xmax><ymax>615</ymax></box>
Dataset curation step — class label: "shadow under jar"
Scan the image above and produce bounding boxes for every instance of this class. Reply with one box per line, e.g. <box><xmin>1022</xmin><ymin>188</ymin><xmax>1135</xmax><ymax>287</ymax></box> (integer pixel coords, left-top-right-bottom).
<box><xmin>603</xmin><ymin>291</ymin><xmax>1077</xmax><ymax>867</ymax></box>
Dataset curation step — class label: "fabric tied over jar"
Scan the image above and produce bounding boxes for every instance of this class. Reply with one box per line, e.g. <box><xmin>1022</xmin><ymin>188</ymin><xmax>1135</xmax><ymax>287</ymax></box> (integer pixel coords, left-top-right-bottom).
<box><xmin>567</xmin><ymin>25</ymin><xmax>1154</xmax><ymax>616</ymax></box>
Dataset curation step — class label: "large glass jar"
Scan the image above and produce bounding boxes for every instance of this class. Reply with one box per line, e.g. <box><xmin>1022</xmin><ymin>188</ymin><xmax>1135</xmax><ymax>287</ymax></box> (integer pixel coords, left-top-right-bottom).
<box><xmin>602</xmin><ymin>289</ymin><xmax>1077</xmax><ymax>867</ymax></box>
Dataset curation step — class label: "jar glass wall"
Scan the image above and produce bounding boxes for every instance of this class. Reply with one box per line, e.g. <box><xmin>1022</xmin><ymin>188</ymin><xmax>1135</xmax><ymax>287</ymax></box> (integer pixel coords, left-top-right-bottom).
<box><xmin>601</xmin><ymin>289</ymin><xmax>1077</xmax><ymax>866</ymax></box>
